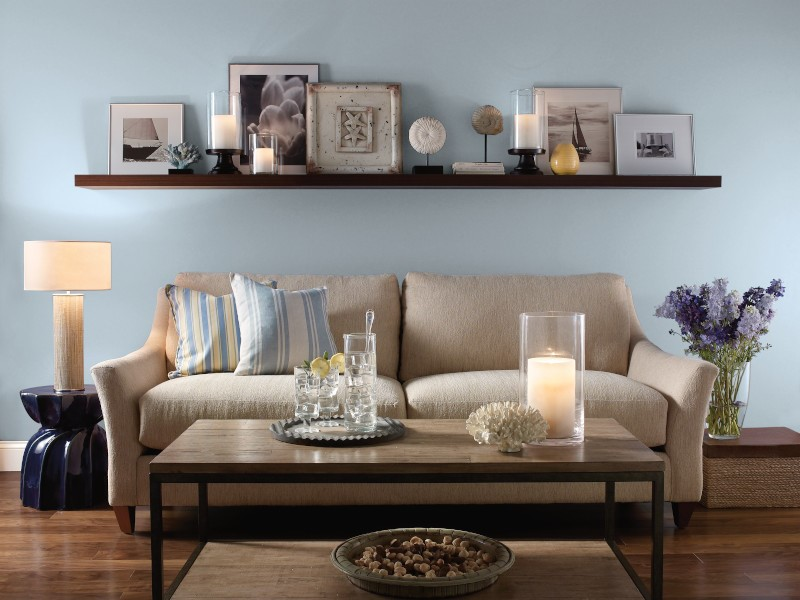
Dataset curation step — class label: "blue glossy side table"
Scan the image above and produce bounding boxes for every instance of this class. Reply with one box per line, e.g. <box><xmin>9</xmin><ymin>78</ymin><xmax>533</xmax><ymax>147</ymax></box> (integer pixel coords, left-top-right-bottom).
<box><xmin>20</xmin><ymin>384</ymin><xmax>108</xmax><ymax>510</ymax></box>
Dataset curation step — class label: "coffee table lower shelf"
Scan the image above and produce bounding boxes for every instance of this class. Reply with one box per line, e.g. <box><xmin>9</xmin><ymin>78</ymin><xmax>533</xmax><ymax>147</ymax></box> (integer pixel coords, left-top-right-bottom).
<box><xmin>171</xmin><ymin>539</ymin><xmax>643</xmax><ymax>599</ymax></box>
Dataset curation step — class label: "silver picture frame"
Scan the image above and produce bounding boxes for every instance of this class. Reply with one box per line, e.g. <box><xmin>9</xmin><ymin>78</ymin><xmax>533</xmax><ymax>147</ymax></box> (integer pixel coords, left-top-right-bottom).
<box><xmin>614</xmin><ymin>114</ymin><xmax>695</xmax><ymax>175</ymax></box>
<box><xmin>537</xmin><ymin>87</ymin><xmax>622</xmax><ymax>175</ymax></box>
<box><xmin>229</xmin><ymin>63</ymin><xmax>319</xmax><ymax>174</ymax></box>
<box><xmin>108</xmin><ymin>103</ymin><xmax>184</xmax><ymax>174</ymax></box>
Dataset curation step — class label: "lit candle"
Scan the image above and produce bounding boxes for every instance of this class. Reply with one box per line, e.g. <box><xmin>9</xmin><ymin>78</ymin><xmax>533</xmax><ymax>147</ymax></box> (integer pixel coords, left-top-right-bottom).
<box><xmin>526</xmin><ymin>356</ymin><xmax>576</xmax><ymax>438</ymax></box>
<box><xmin>211</xmin><ymin>114</ymin><xmax>238</xmax><ymax>149</ymax></box>
<box><xmin>513</xmin><ymin>114</ymin><xmax>541</xmax><ymax>149</ymax></box>
<box><xmin>252</xmin><ymin>147</ymin><xmax>274</xmax><ymax>173</ymax></box>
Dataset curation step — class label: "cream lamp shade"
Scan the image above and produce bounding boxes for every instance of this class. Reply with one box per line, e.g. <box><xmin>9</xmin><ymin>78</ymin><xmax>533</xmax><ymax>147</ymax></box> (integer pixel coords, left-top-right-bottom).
<box><xmin>23</xmin><ymin>241</ymin><xmax>112</xmax><ymax>392</ymax></box>
<box><xmin>24</xmin><ymin>241</ymin><xmax>111</xmax><ymax>291</ymax></box>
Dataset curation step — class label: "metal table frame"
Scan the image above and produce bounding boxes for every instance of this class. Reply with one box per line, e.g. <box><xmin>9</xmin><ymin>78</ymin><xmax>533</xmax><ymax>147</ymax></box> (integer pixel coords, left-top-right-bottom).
<box><xmin>151</xmin><ymin>470</ymin><xmax>663</xmax><ymax>600</ymax></box>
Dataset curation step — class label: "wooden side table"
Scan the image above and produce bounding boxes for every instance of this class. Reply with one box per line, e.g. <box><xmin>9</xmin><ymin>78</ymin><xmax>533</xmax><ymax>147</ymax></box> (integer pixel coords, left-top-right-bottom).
<box><xmin>19</xmin><ymin>385</ymin><xmax>108</xmax><ymax>510</ymax></box>
<box><xmin>701</xmin><ymin>427</ymin><xmax>800</xmax><ymax>508</ymax></box>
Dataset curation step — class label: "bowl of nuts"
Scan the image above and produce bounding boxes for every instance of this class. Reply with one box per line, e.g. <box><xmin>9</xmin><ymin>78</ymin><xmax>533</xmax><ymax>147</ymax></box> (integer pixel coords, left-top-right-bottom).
<box><xmin>330</xmin><ymin>527</ymin><xmax>515</xmax><ymax>598</ymax></box>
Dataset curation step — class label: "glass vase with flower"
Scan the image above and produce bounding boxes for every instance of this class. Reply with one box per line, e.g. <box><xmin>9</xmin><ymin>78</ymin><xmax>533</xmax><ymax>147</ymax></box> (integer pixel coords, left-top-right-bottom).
<box><xmin>655</xmin><ymin>278</ymin><xmax>785</xmax><ymax>440</ymax></box>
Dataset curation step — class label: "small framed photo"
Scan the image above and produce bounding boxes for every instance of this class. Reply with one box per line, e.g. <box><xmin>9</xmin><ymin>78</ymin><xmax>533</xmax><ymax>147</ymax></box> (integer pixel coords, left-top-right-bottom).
<box><xmin>614</xmin><ymin>114</ymin><xmax>695</xmax><ymax>175</ymax></box>
<box><xmin>306</xmin><ymin>83</ymin><xmax>402</xmax><ymax>174</ymax></box>
<box><xmin>229</xmin><ymin>63</ymin><xmax>319</xmax><ymax>174</ymax></box>
<box><xmin>538</xmin><ymin>87</ymin><xmax>622</xmax><ymax>175</ymax></box>
<box><xmin>108</xmin><ymin>103</ymin><xmax>183</xmax><ymax>174</ymax></box>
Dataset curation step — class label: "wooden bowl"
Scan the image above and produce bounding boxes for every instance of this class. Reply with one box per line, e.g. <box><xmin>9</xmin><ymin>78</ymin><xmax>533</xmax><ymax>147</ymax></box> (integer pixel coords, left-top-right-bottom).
<box><xmin>331</xmin><ymin>527</ymin><xmax>515</xmax><ymax>598</ymax></box>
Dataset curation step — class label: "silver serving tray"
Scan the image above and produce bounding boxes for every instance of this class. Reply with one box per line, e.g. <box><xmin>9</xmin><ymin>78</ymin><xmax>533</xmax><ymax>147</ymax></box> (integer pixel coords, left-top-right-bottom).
<box><xmin>270</xmin><ymin>416</ymin><xmax>406</xmax><ymax>446</ymax></box>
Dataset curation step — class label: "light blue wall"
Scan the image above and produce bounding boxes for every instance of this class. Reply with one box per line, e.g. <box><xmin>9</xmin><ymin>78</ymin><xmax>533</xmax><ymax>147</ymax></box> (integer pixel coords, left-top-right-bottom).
<box><xmin>1</xmin><ymin>0</ymin><xmax>798</xmax><ymax>441</ymax></box>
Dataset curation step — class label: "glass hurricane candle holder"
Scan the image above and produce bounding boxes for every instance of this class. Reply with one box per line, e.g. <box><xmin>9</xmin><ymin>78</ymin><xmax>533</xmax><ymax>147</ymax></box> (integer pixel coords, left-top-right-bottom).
<box><xmin>206</xmin><ymin>90</ymin><xmax>242</xmax><ymax>174</ymax></box>
<box><xmin>519</xmin><ymin>311</ymin><xmax>585</xmax><ymax>444</ymax></box>
<box><xmin>509</xmin><ymin>88</ymin><xmax>545</xmax><ymax>175</ymax></box>
<box><xmin>248</xmin><ymin>132</ymin><xmax>279</xmax><ymax>174</ymax></box>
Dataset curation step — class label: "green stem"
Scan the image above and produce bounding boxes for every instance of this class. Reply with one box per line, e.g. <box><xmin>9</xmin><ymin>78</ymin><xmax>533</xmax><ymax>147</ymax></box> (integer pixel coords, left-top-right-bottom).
<box><xmin>706</xmin><ymin>358</ymin><xmax>748</xmax><ymax>438</ymax></box>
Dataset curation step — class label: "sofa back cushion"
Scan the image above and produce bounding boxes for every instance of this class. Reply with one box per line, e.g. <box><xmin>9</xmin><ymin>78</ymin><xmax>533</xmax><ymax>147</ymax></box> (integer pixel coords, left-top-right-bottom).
<box><xmin>167</xmin><ymin>273</ymin><xmax>401</xmax><ymax>378</ymax></box>
<box><xmin>399</xmin><ymin>272</ymin><xmax>631</xmax><ymax>381</ymax></box>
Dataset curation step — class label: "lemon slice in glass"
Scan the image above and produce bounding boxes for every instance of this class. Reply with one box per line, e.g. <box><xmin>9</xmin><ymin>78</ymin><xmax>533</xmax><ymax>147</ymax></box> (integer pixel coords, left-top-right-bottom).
<box><xmin>310</xmin><ymin>356</ymin><xmax>330</xmax><ymax>379</ymax></box>
<box><xmin>329</xmin><ymin>352</ymin><xmax>346</xmax><ymax>374</ymax></box>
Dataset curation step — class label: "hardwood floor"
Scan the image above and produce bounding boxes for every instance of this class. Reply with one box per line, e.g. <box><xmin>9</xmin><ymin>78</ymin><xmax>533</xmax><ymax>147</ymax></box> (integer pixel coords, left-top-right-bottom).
<box><xmin>1</xmin><ymin>472</ymin><xmax>798</xmax><ymax>599</ymax></box>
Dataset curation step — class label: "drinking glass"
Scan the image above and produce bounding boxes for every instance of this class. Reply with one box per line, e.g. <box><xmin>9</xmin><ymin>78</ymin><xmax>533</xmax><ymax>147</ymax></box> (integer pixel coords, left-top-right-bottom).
<box><xmin>294</xmin><ymin>366</ymin><xmax>320</xmax><ymax>433</ymax></box>
<box><xmin>343</xmin><ymin>333</ymin><xmax>377</xmax><ymax>433</ymax></box>
<box><xmin>317</xmin><ymin>369</ymin><xmax>341</xmax><ymax>427</ymax></box>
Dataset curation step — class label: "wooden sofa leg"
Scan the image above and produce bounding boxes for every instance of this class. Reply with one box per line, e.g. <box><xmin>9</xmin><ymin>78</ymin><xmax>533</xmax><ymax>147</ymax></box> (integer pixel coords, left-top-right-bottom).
<box><xmin>113</xmin><ymin>506</ymin><xmax>136</xmax><ymax>534</ymax></box>
<box><xmin>671</xmin><ymin>501</ymin><xmax>696</xmax><ymax>529</ymax></box>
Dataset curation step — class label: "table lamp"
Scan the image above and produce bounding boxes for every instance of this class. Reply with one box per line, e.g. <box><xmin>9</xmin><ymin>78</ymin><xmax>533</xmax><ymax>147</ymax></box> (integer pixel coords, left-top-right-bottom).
<box><xmin>23</xmin><ymin>241</ymin><xmax>112</xmax><ymax>392</ymax></box>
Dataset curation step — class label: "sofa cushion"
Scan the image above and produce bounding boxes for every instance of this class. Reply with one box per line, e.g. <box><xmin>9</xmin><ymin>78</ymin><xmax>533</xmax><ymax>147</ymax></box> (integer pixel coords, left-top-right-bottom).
<box><xmin>139</xmin><ymin>373</ymin><xmax>407</xmax><ymax>450</ymax></box>
<box><xmin>399</xmin><ymin>272</ymin><xmax>631</xmax><ymax>380</ymax></box>
<box><xmin>403</xmin><ymin>370</ymin><xmax>667</xmax><ymax>447</ymax></box>
<box><xmin>166</xmin><ymin>283</ymin><xmax>254</xmax><ymax>379</ymax></box>
<box><xmin>168</xmin><ymin>273</ymin><xmax>401</xmax><ymax>378</ymax></box>
<box><xmin>230</xmin><ymin>274</ymin><xmax>336</xmax><ymax>375</ymax></box>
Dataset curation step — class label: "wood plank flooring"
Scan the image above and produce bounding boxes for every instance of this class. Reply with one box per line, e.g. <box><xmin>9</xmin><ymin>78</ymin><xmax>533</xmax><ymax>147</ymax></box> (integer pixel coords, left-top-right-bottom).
<box><xmin>1</xmin><ymin>472</ymin><xmax>798</xmax><ymax>599</ymax></box>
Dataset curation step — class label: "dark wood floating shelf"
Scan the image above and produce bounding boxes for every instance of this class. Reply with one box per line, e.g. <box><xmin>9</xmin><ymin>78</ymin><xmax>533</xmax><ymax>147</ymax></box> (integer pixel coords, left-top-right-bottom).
<box><xmin>74</xmin><ymin>173</ymin><xmax>721</xmax><ymax>190</ymax></box>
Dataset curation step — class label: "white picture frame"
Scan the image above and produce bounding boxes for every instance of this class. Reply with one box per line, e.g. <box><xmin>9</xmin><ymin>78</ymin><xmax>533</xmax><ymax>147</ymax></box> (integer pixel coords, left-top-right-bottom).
<box><xmin>306</xmin><ymin>83</ymin><xmax>402</xmax><ymax>174</ymax></box>
<box><xmin>108</xmin><ymin>103</ymin><xmax>183</xmax><ymax>174</ymax></box>
<box><xmin>537</xmin><ymin>87</ymin><xmax>622</xmax><ymax>175</ymax></box>
<box><xmin>614</xmin><ymin>114</ymin><xmax>695</xmax><ymax>175</ymax></box>
<box><xmin>229</xmin><ymin>63</ymin><xmax>319</xmax><ymax>174</ymax></box>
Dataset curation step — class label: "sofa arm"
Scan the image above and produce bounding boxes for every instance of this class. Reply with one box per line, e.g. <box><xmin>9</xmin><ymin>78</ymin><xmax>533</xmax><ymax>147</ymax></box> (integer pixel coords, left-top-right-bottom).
<box><xmin>91</xmin><ymin>287</ymin><xmax>170</xmax><ymax>507</ymax></box>
<box><xmin>628</xmin><ymin>339</ymin><xmax>718</xmax><ymax>502</ymax></box>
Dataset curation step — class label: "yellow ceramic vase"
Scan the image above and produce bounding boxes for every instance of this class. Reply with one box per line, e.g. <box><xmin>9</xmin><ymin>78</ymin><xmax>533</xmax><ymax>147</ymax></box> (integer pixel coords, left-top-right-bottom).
<box><xmin>550</xmin><ymin>143</ymin><xmax>580</xmax><ymax>175</ymax></box>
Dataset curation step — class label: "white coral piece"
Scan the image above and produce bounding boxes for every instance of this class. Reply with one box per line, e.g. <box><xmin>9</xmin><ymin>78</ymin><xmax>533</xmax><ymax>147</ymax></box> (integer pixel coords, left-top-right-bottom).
<box><xmin>466</xmin><ymin>401</ymin><xmax>547</xmax><ymax>453</ymax></box>
<box><xmin>157</xmin><ymin>142</ymin><xmax>201</xmax><ymax>169</ymax></box>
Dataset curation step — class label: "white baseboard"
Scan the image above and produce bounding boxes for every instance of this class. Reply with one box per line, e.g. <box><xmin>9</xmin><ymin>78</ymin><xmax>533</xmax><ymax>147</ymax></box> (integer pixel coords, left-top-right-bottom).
<box><xmin>0</xmin><ymin>442</ymin><xmax>26</xmax><ymax>471</ymax></box>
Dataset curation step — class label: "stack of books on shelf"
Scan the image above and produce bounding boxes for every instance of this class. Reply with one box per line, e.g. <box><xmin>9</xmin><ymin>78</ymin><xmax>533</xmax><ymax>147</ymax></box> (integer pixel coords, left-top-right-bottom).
<box><xmin>451</xmin><ymin>161</ymin><xmax>505</xmax><ymax>175</ymax></box>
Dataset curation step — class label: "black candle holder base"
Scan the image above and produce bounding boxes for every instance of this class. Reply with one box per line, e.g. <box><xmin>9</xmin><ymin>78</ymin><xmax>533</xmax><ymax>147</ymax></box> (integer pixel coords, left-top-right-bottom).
<box><xmin>508</xmin><ymin>148</ymin><xmax>546</xmax><ymax>175</ymax></box>
<box><xmin>206</xmin><ymin>149</ymin><xmax>243</xmax><ymax>175</ymax></box>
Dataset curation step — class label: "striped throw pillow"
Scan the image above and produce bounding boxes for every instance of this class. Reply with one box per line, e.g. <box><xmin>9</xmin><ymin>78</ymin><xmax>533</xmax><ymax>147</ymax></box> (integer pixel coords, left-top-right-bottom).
<box><xmin>166</xmin><ymin>283</ymin><xmax>265</xmax><ymax>379</ymax></box>
<box><xmin>230</xmin><ymin>273</ymin><xmax>337</xmax><ymax>375</ymax></box>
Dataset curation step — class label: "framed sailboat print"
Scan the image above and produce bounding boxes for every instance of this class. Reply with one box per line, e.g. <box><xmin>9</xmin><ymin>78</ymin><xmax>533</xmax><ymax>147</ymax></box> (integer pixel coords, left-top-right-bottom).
<box><xmin>537</xmin><ymin>87</ymin><xmax>622</xmax><ymax>175</ymax></box>
<box><xmin>108</xmin><ymin>103</ymin><xmax>184</xmax><ymax>174</ymax></box>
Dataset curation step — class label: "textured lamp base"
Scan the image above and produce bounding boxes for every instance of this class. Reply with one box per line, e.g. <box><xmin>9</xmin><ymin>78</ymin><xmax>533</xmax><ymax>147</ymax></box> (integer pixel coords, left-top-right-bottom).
<box><xmin>53</xmin><ymin>293</ymin><xmax>84</xmax><ymax>392</ymax></box>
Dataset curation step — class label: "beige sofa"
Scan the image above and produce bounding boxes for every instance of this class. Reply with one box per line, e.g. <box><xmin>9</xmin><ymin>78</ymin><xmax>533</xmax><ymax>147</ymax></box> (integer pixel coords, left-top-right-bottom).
<box><xmin>92</xmin><ymin>272</ymin><xmax>718</xmax><ymax>534</ymax></box>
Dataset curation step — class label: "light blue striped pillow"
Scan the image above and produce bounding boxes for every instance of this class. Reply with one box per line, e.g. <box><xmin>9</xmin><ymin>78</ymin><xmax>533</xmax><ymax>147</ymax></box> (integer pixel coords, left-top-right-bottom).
<box><xmin>230</xmin><ymin>273</ymin><xmax>337</xmax><ymax>375</ymax></box>
<box><xmin>166</xmin><ymin>284</ymin><xmax>252</xmax><ymax>379</ymax></box>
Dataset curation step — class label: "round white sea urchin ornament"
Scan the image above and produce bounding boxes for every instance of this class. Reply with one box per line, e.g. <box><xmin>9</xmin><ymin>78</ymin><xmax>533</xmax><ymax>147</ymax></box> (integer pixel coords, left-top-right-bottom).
<box><xmin>471</xmin><ymin>105</ymin><xmax>503</xmax><ymax>135</ymax></box>
<box><xmin>466</xmin><ymin>401</ymin><xmax>547</xmax><ymax>453</ymax></box>
<box><xmin>409</xmin><ymin>116</ymin><xmax>446</xmax><ymax>156</ymax></box>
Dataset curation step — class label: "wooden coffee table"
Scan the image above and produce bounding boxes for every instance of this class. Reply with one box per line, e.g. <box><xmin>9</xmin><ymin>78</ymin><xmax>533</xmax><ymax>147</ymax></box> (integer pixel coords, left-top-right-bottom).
<box><xmin>150</xmin><ymin>418</ymin><xmax>664</xmax><ymax>599</ymax></box>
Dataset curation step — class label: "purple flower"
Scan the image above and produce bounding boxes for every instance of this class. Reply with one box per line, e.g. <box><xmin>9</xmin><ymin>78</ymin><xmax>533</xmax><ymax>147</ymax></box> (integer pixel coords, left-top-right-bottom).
<box><xmin>768</xmin><ymin>279</ymin><xmax>785</xmax><ymax>297</ymax></box>
<box><xmin>736</xmin><ymin>305</ymin><xmax>765</xmax><ymax>339</ymax></box>
<box><xmin>654</xmin><ymin>277</ymin><xmax>785</xmax><ymax>363</ymax></box>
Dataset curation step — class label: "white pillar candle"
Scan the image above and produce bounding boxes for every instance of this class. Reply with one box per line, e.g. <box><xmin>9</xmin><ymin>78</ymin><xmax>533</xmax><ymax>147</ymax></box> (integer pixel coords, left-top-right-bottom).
<box><xmin>252</xmin><ymin>147</ymin><xmax>274</xmax><ymax>173</ymax></box>
<box><xmin>513</xmin><ymin>114</ymin><xmax>541</xmax><ymax>149</ymax></box>
<box><xmin>527</xmin><ymin>356</ymin><xmax>576</xmax><ymax>438</ymax></box>
<box><xmin>211</xmin><ymin>114</ymin><xmax>238</xmax><ymax>149</ymax></box>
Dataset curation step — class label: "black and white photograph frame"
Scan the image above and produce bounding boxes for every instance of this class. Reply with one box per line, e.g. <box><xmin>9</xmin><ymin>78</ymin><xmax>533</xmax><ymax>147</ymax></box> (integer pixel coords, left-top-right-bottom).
<box><xmin>614</xmin><ymin>114</ymin><xmax>695</xmax><ymax>175</ymax></box>
<box><xmin>108</xmin><ymin>103</ymin><xmax>183</xmax><ymax>174</ymax></box>
<box><xmin>306</xmin><ymin>83</ymin><xmax>402</xmax><ymax>174</ymax></box>
<box><xmin>538</xmin><ymin>87</ymin><xmax>622</xmax><ymax>175</ymax></box>
<box><xmin>229</xmin><ymin>63</ymin><xmax>319</xmax><ymax>174</ymax></box>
